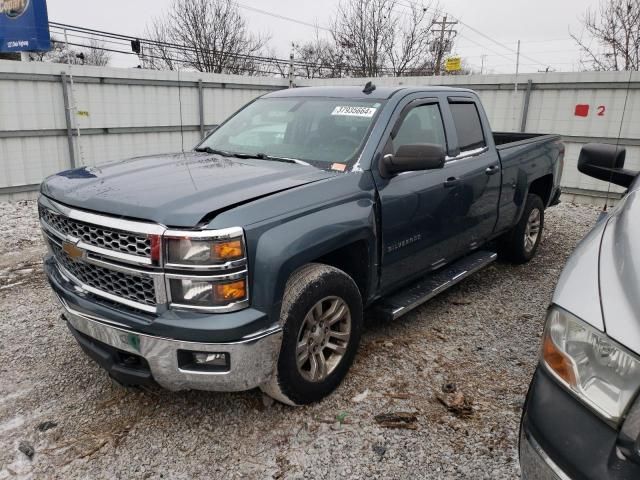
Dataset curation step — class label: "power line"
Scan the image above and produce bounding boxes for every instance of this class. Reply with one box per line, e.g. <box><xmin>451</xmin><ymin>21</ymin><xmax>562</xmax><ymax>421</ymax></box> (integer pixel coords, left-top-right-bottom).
<box><xmin>397</xmin><ymin>0</ymin><xmax>548</xmax><ymax>67</ymax></box>
<box><xmin>234</xmin><ymin>2</ymin><xmax>333</xmax><ymax>33</ymax></box>
<box><xmin>49</xmin><ymin>22</ymin><xmax>398</xmax><ymax>75</ymax></box>
<box><xmin>455</xmin><ymin>33</ymin><xmax>514</xmax><ymax>63</ymax></box>
<box><xmin>450</xmin><ymin>17</ymin><xmax>547</xmax><ymax>67</ymax></box>
<box><xmin>50</xmin><ymin>22</ymin><xmax>324</xmax><ymax>70</ymax></box>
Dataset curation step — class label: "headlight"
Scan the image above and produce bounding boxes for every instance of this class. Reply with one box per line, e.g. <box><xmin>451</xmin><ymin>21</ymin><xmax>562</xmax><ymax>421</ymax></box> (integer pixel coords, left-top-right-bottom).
<box><xmin>166</xmin><ymin>237</ymin><xmax>244</xmax><ymax>266</ymax></box>
<box><xmin>168</xmin><ymin>277</ymin><xmax>248</xmax><ymax>309</ymax></box>
<box><xmin>163</xmin><ymin>227</ymin><xmax>249</xmax><ymax>312</ymax></box>
<box><xmin>542</xmin><ymin>306</ymin><xmax>640</xmax><ymax>424</ymax></box>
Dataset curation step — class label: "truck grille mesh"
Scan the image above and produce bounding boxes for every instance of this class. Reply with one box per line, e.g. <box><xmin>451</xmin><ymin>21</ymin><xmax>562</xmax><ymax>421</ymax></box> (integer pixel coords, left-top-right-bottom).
<box><xmin>50</xmin><ymin>241</ymin><xmax>157</xmax><ymax>307</ymax></box>
<box><xmin>40</xmin><ymin>207</ymin><xmax>151</xmax><ymax>258</ymax></box>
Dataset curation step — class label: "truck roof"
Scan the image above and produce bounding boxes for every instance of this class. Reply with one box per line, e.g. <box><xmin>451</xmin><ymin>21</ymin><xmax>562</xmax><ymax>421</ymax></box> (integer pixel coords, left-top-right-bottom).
<box><xmin>264</xmin><ymin>85</ymin><xmax>475</xmax><ymax>100</ymax></box>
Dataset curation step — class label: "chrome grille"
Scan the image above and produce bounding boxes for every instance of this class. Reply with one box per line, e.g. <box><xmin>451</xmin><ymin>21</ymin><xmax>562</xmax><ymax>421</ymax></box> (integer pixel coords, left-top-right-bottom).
<box><xmin>40</xmin><ymin>206</ymin><xmax>151</xmax><ymax>258</ymax></box>
<box><xmin>50</xmin><ymin>241</ymin><xmax>156</xmax><ymax>307</ymax></box>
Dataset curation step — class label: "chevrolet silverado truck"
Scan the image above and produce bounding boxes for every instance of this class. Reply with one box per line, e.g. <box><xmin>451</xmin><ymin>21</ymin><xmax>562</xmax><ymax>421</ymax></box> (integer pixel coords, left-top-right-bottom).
<box><xmin>39</xmin><ymin>84</ymin><xmax>564</xmax><ymax>405</ymax></box>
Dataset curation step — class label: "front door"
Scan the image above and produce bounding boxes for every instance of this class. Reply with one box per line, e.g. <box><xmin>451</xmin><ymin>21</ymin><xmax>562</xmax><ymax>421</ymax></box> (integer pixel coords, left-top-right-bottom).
<box><xmin>376</xmin><ymin>99</ymin><xmax>468</xmax><ymax>291</ymax></box>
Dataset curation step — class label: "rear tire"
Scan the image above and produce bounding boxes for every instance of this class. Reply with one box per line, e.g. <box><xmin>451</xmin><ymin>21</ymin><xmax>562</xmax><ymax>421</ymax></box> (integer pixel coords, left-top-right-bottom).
<box><xmin>261</xmin><ymin>263</ymin><xmax>362</xmax><ymax>406</ymax></box>
<box><xmin>498</xmin><ymin>194</ymin><xmax>545</xmax><ymax>264</ymax></box>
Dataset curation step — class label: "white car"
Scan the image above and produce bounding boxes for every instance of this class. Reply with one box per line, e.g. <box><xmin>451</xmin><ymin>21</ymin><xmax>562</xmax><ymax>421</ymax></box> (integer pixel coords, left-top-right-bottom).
<box><xmin>520</xmin><ymin>143</ymin><xmax>640</xmax><ymax>479</ymax></box>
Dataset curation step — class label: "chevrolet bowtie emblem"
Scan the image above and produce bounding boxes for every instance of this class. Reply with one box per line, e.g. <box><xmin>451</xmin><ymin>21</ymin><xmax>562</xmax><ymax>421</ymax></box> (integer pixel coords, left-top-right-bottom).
<box><xmin>62</xmin><ymin>241</ymin><xmax>84</xmax><ymax>261</ymax></box>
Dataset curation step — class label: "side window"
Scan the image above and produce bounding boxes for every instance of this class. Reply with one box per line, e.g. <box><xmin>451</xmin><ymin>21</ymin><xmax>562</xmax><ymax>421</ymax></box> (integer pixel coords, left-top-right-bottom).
<box><xmin>449</xmin><ymin>102</ymin><xmax>486</xmax><ymax>152</ymax></box>
<box><xmin>393</xmin><ymin>104</ymin><xmax>447</xmax><ymax>153</ymax></box>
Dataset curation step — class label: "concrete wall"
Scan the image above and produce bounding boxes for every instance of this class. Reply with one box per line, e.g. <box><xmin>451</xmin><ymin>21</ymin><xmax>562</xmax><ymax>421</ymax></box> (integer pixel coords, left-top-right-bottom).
<box><xmin>0</xmin><ymin>60</ymin><xmax>287</xmax><ymax>199</ymax></box>
<box><xmin>1</xmin><ymin>60</ymin><xmax>638</xmax><ymax>203</ymax></box>
<box><xmin>307</xmin><ymin>72</ymin><xmax>640</xmax><ymax>200</ymax></box>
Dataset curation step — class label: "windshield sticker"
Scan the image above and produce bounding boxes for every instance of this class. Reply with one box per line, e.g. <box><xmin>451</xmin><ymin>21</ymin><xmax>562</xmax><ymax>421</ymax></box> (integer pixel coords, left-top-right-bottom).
<box><xmin>331</xmin><ymin>105</ymin><xmax>377</xmax><ymax>118</ymax></box>
<box><xmin>331</xmin><ymin>163</ymin><xmax>347</xmax><ymax>172</ymax></box>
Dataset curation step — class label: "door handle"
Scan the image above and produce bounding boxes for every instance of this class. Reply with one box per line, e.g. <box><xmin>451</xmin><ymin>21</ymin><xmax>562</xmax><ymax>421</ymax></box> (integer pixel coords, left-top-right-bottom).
<box><xmin>485</xmin><ymin>165</ymin><xmax>500</xmax><ymax>176</ymax></box>
<box><xmin>444</xmin><ymin>177</ymin><xmax>460</xmax><ymax>188</ymax></box>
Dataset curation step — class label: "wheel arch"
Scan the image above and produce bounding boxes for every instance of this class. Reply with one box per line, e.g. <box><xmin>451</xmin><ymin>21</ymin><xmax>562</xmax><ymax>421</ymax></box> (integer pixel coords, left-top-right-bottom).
<box><xmin>249</xmin><ymin>200</ymin><xmax>377</xmax><ymax>323</ymax></box>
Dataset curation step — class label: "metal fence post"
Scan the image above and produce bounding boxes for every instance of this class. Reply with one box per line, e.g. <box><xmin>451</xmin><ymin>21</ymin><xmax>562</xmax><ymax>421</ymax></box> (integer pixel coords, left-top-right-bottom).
<box><xmin>60</xmin><ymin>72</ymin><xmax>76</xmax><ymax>169</ymax></box>
<box><xmin>520</xmin><ymin>79</ymin><xmax>533</xmax><ymax>133</ymax></box>
<box><xmin>198</xmin><ymin>79</ymin><xmax>205</xmax><ymax>139</ymax></box>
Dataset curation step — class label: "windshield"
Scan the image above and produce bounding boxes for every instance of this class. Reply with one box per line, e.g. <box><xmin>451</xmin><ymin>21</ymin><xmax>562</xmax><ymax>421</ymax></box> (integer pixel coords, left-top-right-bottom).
<box><xmin>199</xmin><ymin>97</ymin><xmax>384</xmax><ymax>168</ymax></box>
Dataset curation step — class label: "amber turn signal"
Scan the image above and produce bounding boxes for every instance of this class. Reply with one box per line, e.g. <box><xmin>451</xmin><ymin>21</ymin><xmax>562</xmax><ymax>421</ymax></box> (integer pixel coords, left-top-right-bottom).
<box><xmin>214</xmin><ymin>280</ymin><xmax>247</xmax><ymax>301</ymax></box>
<box><xmin>542</xmin><ymin>331</ymin><xmax>577</xmax><ymax>386</ymax></box>
<box><xmin>213</xmin><ymin>240</ymin><xmax>243</xmax><ymax>261</ymax></box>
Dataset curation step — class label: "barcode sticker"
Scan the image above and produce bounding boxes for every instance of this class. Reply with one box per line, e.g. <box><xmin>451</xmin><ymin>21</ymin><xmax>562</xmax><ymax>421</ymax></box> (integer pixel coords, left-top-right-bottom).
<box><xmin>331</xmin><ymin>106</ymin><xmax>377</xmax><ymax>117</ymax></box>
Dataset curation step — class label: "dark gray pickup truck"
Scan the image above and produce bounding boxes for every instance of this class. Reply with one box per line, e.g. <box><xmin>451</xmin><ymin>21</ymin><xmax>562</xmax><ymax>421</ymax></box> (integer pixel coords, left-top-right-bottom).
<box><xmin>39</xmin><ymin>85</ymin><xmax>564</xmax><ymax>405</ymax></box>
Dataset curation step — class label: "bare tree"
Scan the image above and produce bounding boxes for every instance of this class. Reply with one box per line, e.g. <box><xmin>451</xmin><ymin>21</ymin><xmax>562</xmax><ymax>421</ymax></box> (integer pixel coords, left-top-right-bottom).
<box><xmin>142</xmin><ymin>20</ymin><xmax>177</xmax><ymax>70</ymax></box>
<box><xmin>387</xmin><ymin>2</ymin><xmax>441</xmax><ymax>76</ymax></box>
<box><xmin>145</xmin><ymin>0</ymin><xmax>270</xmax><ymax>74</ymax></box>
<box><xmin>331</xmin><ymin>0</ymin><xmax>395</xmax><ymax>77</ymax></box>
<box><xmin>292</xmin><ymin>30</ymin><xmax>348</xmax><ymax>79</ymax></box>
<box><xmin>26</xmin><ymin>37</ymin><xmax>111</xmax><ymax>66</ymax></box>
<box><xmin>83</xmin><ymin>40</ymin><xmax>111</xmax><ymax>67</ymax></box>
<box><xmin>571</xmin><ymin>0</ymin><xmax>640</xmax><ymax>71</ymax></box>
<box><xmin>328</xmin><ymin>0</ymin><xmax>446</xmax><ymax>77</ymax></box>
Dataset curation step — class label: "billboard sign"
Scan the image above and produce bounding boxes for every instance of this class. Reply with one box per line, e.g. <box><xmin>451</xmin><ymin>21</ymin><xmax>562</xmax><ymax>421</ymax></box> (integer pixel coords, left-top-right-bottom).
<box><xmin>0</xmin><ymin>0</ymin><xmax>51</xmax><ymax>52</ymax></box>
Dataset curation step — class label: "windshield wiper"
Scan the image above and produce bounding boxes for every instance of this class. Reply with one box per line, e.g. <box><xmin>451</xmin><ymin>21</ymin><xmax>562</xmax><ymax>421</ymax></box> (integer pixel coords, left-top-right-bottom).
<box><xmin>195</xmin><ymin>148</ymin><xmax>309</xmax><ymax>166</ymax></box>
<box><xmin>194</xmin><ymin>146</ymin><xmax>234</xmax><ymax>156</ymax></box>
<box><xmin>235</xmin><ymin>152</ymin><xmax>310</xmax><ymax>166</ymax></box>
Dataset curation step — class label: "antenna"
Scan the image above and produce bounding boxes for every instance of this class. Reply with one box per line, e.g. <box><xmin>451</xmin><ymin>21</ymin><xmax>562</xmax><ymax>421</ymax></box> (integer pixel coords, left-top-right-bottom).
<box><xmin>602</xmin><ymin>69</ymin><xmax>634</xmax><ymax>212</ymax></box>
<box><xmin>363</xmin><ymin>81</ymin><xmax>376</xmax><ymax>94</ymax></box>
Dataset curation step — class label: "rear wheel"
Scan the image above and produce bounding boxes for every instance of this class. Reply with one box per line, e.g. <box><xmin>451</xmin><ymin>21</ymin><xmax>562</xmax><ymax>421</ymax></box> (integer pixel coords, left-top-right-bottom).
<box><xmin>261</xmin><ymin>264</ymin><xmax>362</xmax><ymax>406</ymax></box>
<box><xmin>498</xmin><ymin>194</ymin><xmax>545</xmax><ymax>264</ymax></box>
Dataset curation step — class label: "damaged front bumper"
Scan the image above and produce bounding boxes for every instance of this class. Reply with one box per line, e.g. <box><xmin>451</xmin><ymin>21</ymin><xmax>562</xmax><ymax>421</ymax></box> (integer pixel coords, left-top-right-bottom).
<box><xmin>61</xmin><ymin>298</ymin><xmax>282</xmax><ymax>392</ymax></box>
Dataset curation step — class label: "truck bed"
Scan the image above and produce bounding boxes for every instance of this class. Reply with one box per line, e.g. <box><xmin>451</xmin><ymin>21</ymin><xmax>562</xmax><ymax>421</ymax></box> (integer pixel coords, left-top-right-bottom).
<box><xmin>493</xmin><ymin>132</ymin><xmax>560</xmax><ymax>149</ymax></box>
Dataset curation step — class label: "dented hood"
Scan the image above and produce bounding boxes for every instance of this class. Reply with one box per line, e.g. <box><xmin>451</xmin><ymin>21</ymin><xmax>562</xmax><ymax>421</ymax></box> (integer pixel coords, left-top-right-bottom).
<box><xmin>41</xmin><ymin>152</ymin><xmax>334</xmax><ymax>227</ymax></box>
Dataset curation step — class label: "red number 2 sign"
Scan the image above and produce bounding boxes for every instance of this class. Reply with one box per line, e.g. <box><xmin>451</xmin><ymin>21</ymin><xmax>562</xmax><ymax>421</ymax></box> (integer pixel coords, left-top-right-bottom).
<box><xmin>597</xmin><ymin>106</ymin><xmax>606</xmax><ymax>117</ymax></box>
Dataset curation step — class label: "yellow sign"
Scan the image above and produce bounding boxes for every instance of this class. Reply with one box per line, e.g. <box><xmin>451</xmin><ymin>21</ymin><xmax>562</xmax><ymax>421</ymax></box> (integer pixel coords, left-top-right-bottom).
<box><xmin>445</xmin><ymin>57</ymin><xmax>462</xmax><ymax>72</ymax></box>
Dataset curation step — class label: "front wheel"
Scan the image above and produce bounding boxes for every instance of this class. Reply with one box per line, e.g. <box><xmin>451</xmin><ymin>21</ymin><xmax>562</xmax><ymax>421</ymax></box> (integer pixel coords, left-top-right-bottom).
<box><xmin>498</xmin><ymin>194</ymin><xmax>545</xmax><ymax>264</ymax></box>
<box><xmin>261</xmin><ymin>264</ymin><xmax>362</xmax><ymax>406</ymax></box>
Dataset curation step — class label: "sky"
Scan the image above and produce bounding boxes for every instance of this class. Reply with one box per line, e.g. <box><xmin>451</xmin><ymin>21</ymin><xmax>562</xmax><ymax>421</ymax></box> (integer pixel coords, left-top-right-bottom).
<box><xmin>44</xmin><ymin>0</ymin><xmax>603</xmax><ymax>74</ymax></box>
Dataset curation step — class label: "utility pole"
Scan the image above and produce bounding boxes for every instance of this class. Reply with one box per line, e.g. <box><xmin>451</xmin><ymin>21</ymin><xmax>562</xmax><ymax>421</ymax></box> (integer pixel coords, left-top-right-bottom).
<box><xmin>63</xmin><ymin>28</ymin><xmax>83</xmax><ymax>165</ymax></box>
<box><xmin>480</xmin><ymin>54</ymin><xmax>487</xmax><ymax>75</ymax></box>
<box><xmin>432</xmin><ymin>16</ymin><xmax>458</xmax><ymax>76</ymax></box>
<box><xmin>288</xmin><ymin>42</ymin><xmax>295</xmax><ymax>88</ymax></box>
<box><xmin>515</xmin><ymin>40</ymin><xmax>521</xmax><ymax>92</ymax></box>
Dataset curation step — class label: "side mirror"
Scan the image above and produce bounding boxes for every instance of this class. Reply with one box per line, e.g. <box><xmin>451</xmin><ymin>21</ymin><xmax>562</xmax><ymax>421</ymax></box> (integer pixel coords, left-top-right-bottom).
<box><xmin>382</xmin><ymin>143</ymin><xmax>446</xmax><ymax>177</ymax></box>
<box><xmin>578</xmin><ymin>143</ymin><xmax>636</xmax><ymax>188</ymax></box>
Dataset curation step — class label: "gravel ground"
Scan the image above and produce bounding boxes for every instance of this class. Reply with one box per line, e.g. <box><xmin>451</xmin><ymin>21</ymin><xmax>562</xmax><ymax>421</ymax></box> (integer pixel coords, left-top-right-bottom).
<box><xmin>0</xmin><ymin>200</ymin><xmax>600</xmax><ymax>479</ymax></box>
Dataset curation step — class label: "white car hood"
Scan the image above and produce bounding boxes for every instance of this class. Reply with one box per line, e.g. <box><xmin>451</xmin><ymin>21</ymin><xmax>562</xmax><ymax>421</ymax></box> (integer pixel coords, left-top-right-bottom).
<box><xmin>552</xmin><ymin>215</ymin><xmax>607</xmax><ymax>332</ymax></box>
<box><xmin>599</xmin><ymin>190</ymin><xmax>640</xmax><ymax>354</ymax></box>
<box><xmin>553</xmin><ymin>189</ymin><xmax>640</xmax><ymax>355</ymax></box>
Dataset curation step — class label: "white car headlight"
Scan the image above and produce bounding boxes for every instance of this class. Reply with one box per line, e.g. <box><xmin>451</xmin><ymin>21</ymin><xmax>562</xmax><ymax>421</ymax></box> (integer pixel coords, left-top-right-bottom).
<box><xmin>542</xmin><ymin>306</ymin><xmax>640</xmax><ymax>424</ymax></box>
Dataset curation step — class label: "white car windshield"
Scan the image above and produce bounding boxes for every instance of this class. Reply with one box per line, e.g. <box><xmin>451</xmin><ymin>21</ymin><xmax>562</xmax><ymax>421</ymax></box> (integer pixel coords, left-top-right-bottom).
<box><xmin>199</xmin><ymin>97</ymin><xmax>384</xmax><ymax>167</ymax></box>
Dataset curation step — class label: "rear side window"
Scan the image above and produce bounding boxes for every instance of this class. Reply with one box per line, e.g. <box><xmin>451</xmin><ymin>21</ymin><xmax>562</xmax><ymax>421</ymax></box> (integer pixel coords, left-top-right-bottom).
<box><xmin>449</xmin><ymin>102</ymin><xmax>486</xmax><ymax>152</ymax></box>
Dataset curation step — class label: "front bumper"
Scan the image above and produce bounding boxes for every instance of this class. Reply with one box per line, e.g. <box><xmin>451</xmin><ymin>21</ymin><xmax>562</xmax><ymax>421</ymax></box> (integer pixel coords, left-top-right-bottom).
<box><xmin>520</xmin><ymin>368</ymin><xmax>640</xmax><ymax>479</ymax></box>
<box><xmin>61</xmin><ymin>297</ymin><xmax>282</xmax><ymax>391</ymax></box>
<box><xmin>520</xmin><ymin>423</ymin><xmax>570</xmax><ymax>480</ymax></box>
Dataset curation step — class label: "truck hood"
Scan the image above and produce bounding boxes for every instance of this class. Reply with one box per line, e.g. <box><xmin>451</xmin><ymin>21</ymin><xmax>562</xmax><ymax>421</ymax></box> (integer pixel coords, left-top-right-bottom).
<box><xmin>41</xmin><ymin>152</ymin><xmax>335</xmax><ymax>227</ymax></box>
<box><xmin>598</xmin><ymin>189</ymin><xmax>640</xmax><ymax>354</ymax></box>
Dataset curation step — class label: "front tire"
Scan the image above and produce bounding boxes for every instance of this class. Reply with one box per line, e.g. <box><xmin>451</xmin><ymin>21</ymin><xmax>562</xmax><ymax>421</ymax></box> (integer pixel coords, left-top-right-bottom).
<box><xmin>498</xmin><ymin>194</ymin><xmax>545</xmax><ymax>264</ymax></box>
<box><xmin>261</xmin><ymin>263</ymin><xmax>362</xmax><ymax>406</ymax></box>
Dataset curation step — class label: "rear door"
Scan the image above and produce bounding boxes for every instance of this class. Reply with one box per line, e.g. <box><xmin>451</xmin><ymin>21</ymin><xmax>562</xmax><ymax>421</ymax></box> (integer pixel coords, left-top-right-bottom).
<box><xmin>443</xmin><ymin>98</ymin><xmax>501</xmax><ymax>251</ymax></box>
